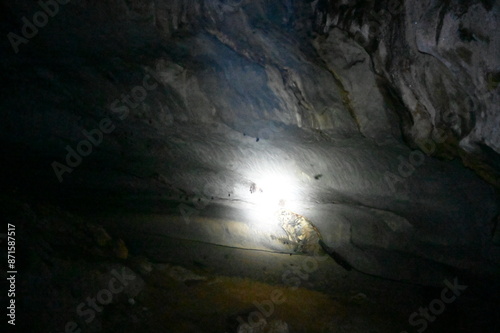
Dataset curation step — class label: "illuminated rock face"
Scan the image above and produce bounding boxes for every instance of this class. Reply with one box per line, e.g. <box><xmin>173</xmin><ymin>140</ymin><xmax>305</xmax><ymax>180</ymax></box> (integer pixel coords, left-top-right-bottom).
<box><xmin>276</xmin><ymin>209</ymin><xmax>322</xmax><ymax>255</ymax></box>
<box><xmin>1</xmin><ymin>0</ymin><xmax>499</xmax><ymax>285</ymax></box>
<box><xmin>2</xmin><ymin>1</ymin><xmax>500</xmax><ymax>332</ymax></box>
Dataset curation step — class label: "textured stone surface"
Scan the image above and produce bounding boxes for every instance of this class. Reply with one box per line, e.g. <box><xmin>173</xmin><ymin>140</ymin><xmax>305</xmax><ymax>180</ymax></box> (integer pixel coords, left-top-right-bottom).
<box><xmin>0</xmin><ymin>1</ymin><xmax>499</xmax><ymax>278</ymax></box>
<box><xmin>310</xmin><ymin>0</ymin><xmax>500</xmax><ymax>184</ymax></box>
<box><xmin>1</xmin><ymin>0</ymin><xmax>499</xmax><ymax>319</ymax></box>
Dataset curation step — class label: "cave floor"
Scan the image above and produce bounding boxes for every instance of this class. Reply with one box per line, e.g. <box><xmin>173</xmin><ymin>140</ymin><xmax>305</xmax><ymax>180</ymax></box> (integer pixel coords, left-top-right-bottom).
<box><xmin>7</xmin><ymin>194</ymin><xmax>482</xmax><ymax>333</ymax></box>
<box><xmin>107</xmin><ymin>265</ymin><xmax>404</xmax><ymax>333</ymax></box>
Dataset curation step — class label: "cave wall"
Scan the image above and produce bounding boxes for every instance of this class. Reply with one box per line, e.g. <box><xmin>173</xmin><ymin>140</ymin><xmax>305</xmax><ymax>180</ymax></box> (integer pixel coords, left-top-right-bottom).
<box><xmin>1</xmin><ymin>0</ymin><xmax>499</xmax><ymax>282</ymax></box>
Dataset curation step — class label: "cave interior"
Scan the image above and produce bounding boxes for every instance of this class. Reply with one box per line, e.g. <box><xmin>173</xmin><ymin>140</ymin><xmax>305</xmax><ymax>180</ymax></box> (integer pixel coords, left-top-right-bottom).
<box><xmin>1</xmin><ymin>0</ymin><xmax>500</xmax><ymax>332</ymax></box>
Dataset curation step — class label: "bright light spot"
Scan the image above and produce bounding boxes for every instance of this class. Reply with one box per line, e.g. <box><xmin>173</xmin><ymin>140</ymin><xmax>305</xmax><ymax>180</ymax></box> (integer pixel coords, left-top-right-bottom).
<box><xmin>245</xmin><ymin>174</ymin><xmax>298</xmax><ymax>234</ymax></box>
<box><xmin>252</xmin><ymin>175</ymin><xmax>294</xmax><ymax>211</ymax></box>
